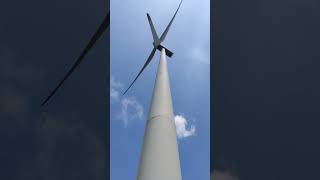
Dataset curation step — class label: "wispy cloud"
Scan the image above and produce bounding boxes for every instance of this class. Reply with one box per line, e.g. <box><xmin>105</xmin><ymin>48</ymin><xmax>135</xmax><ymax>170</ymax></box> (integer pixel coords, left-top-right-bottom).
<box><xmin>110</xmin><ymin>76</ymin><xmax>124</xmax><ymax>102</ymax></box>
<box><xmin>118</xmin><ymin>97</ymin><xmax>143</xmax><ymax>127</ymax></box>
<box><xmin>211</xmin><ymin>170</ymin><xmax>239</xmax><ymax>180</ymax></box>
<box><xmin>110</xmin><ymin>75</ymin><xmax>144</xmax><ymax>127</ymax></box>
<box><xmin>187</xmin><ymin>45</ymin><xmax>210</xmax><ymax>65</ymax></box>
<box><xmin>174</xmin><ymin>114</ymin><xmax>196</xmax><ymax>139</ymax></box>
<box><xmin>181</xmin><ymin>0</ymin><xmax>210</xmax><ymax>81</ymax></box>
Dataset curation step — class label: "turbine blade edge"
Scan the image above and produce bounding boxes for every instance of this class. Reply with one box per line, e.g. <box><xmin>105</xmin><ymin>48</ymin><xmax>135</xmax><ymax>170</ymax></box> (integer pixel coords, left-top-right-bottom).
<box><xmin>159</xmin><ymin>0</ymin><xmax>183</xmax><ymax>42</ymax></box>
<box><xmin>123</xmin><ymin>48</ymin><xmax>157</xmax><ymax>95</ymax></box>
<box><xmin>41</xmin><ymin>13</ymin><xmax>110</xmax><ymax>106</ymax></box>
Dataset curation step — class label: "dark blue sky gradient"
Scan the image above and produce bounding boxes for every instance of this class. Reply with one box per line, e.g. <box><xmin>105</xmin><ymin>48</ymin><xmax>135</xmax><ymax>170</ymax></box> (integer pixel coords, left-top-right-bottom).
<box><xmin>0</xmin><ymin>0</ymin><xmax>109</xmax><ymax>179</ymax></box>
<box><xmin>212</xmin><ymin>0</ymin><xmax>320</xmax><ymax>179</ymax></box>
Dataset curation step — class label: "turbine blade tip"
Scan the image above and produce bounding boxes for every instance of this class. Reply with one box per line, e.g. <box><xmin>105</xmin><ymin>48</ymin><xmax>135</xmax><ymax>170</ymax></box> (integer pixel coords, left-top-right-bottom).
<box><xmin>41</xmin><ymin>102</ymin><xmax>46</xmax><ymax>107</ymax></box>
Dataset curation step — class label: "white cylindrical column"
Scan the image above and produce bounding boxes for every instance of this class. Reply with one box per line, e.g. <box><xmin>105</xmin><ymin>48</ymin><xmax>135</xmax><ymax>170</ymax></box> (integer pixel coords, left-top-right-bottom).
<box><xmin>137</xmin><ymin>48</ymin><xmax>182</xmax><ymax>180</ymax></box>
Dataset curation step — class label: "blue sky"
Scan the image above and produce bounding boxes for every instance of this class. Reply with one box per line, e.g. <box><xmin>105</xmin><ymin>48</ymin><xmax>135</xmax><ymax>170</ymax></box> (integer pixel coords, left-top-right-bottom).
<box><xmin>110</xmin><ymin>0</ymin><xmax>210</xmax><ymax>179</ymax></box>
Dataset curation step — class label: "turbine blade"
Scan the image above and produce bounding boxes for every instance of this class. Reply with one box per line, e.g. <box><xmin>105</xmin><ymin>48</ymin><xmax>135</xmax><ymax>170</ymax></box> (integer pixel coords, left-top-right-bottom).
<box><xmin>41</xmin><ymin>13</ymin><xmax>110</xmax><ymax>106</ymax></box>
<box><xmin>123</xmin><ymin>48</ymin><xmax>157</xmax><ymax>95</ymax></box>
<box><xmin>159</xmin><ymin>0</ymin><xmax>183</xmax><ymax>42</ymax></box>
<box><xmin>147</xmin><ymin>13</ymin><xmax>159</xmax><ymax>42</ymax></box>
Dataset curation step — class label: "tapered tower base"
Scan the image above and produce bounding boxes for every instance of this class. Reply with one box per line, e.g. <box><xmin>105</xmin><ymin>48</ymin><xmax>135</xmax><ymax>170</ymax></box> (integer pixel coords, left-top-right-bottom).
<box><xmin>137</xmin><ymin>48</ymin><xmax>182</xmax><ymax>180</ymax></box>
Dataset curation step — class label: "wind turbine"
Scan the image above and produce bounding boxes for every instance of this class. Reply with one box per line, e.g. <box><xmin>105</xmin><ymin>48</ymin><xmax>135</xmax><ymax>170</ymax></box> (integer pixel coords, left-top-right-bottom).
<box><xmin>123</xmin><ymin>1</ymin><xmax>184</xmax><ymax>180</ymax></box>
<box><xmin>122</xmin><ymin>0</ymin><xmax>183</xmax><ymax>95</ymax></box>
<box><xmin>41</xmin><ymin>12</ymin><xmax>110</xmax><ymax>106</ymax></box>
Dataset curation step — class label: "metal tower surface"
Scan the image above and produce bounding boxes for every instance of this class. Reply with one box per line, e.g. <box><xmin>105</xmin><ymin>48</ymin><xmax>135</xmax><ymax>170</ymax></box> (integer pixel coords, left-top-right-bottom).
<box><xmin>137</xmin><ymin>48</ymin><xmax>182</xmax><ymax>180</ymax></box>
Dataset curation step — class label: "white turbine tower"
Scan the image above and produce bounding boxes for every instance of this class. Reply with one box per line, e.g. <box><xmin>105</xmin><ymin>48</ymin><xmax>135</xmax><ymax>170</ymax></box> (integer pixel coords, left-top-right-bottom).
<box><xmin>137</xmin><ymin>48</ymin><xmax>181</xmax><ymax>180</ymax></box>
<box><xmin>123</xmin><ymin>1</ymin><xmax>184</xmax><ymax>179</ymax></box>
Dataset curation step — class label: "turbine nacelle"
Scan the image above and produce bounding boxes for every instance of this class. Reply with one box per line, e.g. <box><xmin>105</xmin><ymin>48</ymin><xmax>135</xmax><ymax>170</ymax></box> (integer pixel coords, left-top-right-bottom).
<box><xmin>152</xmin><ymin>42</ymin><xmax>174</xmax><ymax>58</ymax></box>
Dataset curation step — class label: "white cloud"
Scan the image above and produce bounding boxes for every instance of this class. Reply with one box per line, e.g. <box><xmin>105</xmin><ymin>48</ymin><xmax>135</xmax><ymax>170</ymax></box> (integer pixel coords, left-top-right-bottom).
<box><xmin>110</xmin><ymin>75</ymin><xmax>144</xmax><ymax>127</ymax></box>
<box><xmin>174</xmin><ymin>115</ymin><xmax>196</xmax><ymax>139</ymax></box>
<box><xmin>110</xmin><ymin>76</ymin><xmax>124</xmax><ymax>102</ymax></box>
<box><xmin>211</xmin><ymin>170</ymin><xmax>239</xmax><ymax>180</ymax></box>
<box><xmin>117</xmin><ymin>97</ymin><xmax>144</xmax><ymax>127</ymax></box>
